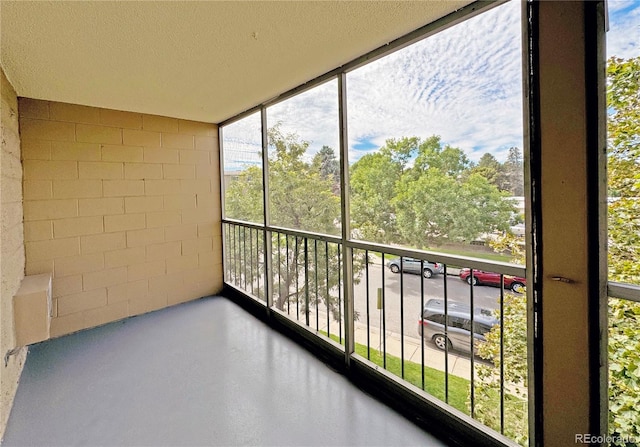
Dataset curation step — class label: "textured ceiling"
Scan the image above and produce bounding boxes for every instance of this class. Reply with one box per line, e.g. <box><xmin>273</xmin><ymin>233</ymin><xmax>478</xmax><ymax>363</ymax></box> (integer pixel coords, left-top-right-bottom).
<box><xmin>1</xmin><ymin>1</ymin><xmax>471</xmax><ymax>124</ymax></box>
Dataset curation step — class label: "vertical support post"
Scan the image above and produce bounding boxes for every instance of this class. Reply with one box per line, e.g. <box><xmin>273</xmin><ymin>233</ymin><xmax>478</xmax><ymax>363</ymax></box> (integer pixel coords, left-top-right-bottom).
<box><xmin>584</xmin><ymin>2</ymin><xmax>609</xmax><ymax>439</ymax></box>
<box><xmin>261</xmin><ymin>107</ymin><xmax>274</xmax><ymax>311</ymax></box>
<box><xmin>526</xmin><ymin>2</ymin><xmax>607</xmax><ymax>445</ymax></box>
<box><xmin>218</xmin><ymin>126</ymin><xmax>228</xmax><ymax>284</ymax></box>
<box><xmin>338</xmin><ymin>73</ymin><xmax>354</xmax><ymax>362</ymax></box>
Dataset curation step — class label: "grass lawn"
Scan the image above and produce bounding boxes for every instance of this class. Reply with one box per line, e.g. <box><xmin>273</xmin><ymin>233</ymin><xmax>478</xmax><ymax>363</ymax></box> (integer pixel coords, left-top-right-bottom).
<box><xmin>357</xmin><ymin>343</ymin><xmax>471</xmax><ymax>413</ymax></box>
<box><xmin>324</xmin><ymin>332</ymin><xmax>470</xmax><ymax>413</ymax></box>
<box><xmin>427</xmin><ymin>247</ymin><xmax>513</xmax><ymax>264</ymax></box>
<box><xmin>321</xmin><ymin>331</ymin><xmax>528</xmax><ymax>443</ymax></box>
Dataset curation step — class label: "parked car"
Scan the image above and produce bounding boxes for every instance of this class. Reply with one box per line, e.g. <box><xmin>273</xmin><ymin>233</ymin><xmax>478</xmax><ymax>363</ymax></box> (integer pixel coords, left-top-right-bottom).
<box><xmin>386</xmin><ymin>257</ymin><xmax>443</xmax><ymax>278</ymax></box>
<box><xmin>417</xmin><ymin>298</ymin><xmax>497</xmax><ymax>354</ymax></box>
<box><xmin>459</xmin><ymin>268</ymin><xmax>526</xmax><ymax>293</ymax></box>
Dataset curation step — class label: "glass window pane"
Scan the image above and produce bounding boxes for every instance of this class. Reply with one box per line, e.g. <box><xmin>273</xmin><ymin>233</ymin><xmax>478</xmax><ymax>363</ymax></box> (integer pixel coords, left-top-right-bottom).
<box><xmin>266</xmin><ymin>79</ymin><xmax>341</xmax><ymax>236</ymax></box>
<box><xmin>606</xmin><ymin>1</ymin><xmax>640</xmax><ymax>443</ymax></box>
<box><xmin>347</xmin><ymin>0</ymin><xmax>524</xmax><ymax>265</ymax></box>
<box><xmin>606</xmin><ymin>1</ymin><xmax>640</xmax><ymax>286</ymax></box>
<box><xmin>222</xmin><ymin>112</ymin><xmax>263</xmax><ymax>224</ymax></box>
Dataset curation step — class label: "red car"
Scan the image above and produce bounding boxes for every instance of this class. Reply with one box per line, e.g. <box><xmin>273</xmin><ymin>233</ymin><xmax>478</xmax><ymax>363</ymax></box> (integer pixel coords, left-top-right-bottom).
<box><xmin>459</xmin><ymin>268</ymin><xmax>526</xmax><ymax>293</ymax></box>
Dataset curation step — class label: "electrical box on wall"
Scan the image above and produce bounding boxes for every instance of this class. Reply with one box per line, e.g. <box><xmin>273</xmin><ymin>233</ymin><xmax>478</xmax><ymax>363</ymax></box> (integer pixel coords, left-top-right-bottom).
<box><xmin>13</xmin><ymin>273</ymin><xmax>52</xmax><ymax>346</ymax></box>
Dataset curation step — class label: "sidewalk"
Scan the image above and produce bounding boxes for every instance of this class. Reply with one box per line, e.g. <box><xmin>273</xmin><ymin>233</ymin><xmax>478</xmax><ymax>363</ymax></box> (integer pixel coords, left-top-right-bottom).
<box><xmin>306</xmin><ymin>309</ymin><xmax>472</xmax><ymax>380</ymax></box>
<box><xmin>353</xmin><ymin>321</ymin><xmax>472</xmax><ymax>379</ymax></box>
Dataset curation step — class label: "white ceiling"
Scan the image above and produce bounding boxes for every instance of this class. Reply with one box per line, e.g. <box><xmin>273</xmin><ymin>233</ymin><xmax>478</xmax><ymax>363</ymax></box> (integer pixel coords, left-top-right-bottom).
<box><xmin>1</xmin><ymin>1</ymin><xmax>471</xmax><ymax>124</ymax></box>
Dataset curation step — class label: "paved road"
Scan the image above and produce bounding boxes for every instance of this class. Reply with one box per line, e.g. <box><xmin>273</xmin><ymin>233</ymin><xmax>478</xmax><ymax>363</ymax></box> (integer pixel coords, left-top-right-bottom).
<box><xmin>352</xmin><ymin>264</ymin><xmax>512</xmax><ymax>343</ymax></box>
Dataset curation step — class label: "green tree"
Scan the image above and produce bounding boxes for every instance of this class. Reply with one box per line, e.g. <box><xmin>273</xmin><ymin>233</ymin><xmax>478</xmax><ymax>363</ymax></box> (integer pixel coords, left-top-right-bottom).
<box><xmin>474</xmin><ymin>234</ymin><xmax>528</xmax><ymax>446</ymax></box>
<box><xmin>351</xmin><ymin>135</ymin><xmax>514</xmax><ymax>247</ymax></box>
<box><xmin>394</xmin><ymin>171</ymin><xmax>513</xmax><ymax>247</ymax></box>
<box><xmin>472</xmin><ymin>153</ymin><xmax>511</xmax><ymax>192</ymax></box>
<box><xmin>412</xmin><ymin>135</ymin><xmax>471</xmax><ymax>177</ymax></box>
<box><xmin>606</xmin><ymin>56</ymin><xmax>640</xmax><ymax>445</ymax></box>
<box><xmin>349</xmin><ymin>139</ymin><xmax>407</xmax><ymax>244</ymax></box>
<box><xmin>225</xmin><ymin>165</ymin><xmax>264</xmax><ymax>223</ymax></box>
<box><xmin>267</xmin><ymin>127</ymin><xmax>341</xmax><ymax>235</ymax></box>
<box><xmin>225</xmin><ymin>126</ymin><xmax>363</xmax><ymax>323</ymax></box>
<box><xmin>475</xmin><ymin>293</ymin><xmax>529</xmax><ymax>445</ymax></box>
<box><xmin>472</xmin><ymin>153</ymin><xmax>501</xmax><ymax>187</ymax></box>
<box><xmin>473</xmin><ymin>56</ymin><xmax>640</xmax><ymax>447</ymax></box>
<box><xmin>503</xmin><ymin>147</ymin><xmax>524</xmax><ymax>196</ymax></box>
<box><xmin>311</xmin><ymin>145</ymin><xmax>340</xmax><ymax>193</ymax></box>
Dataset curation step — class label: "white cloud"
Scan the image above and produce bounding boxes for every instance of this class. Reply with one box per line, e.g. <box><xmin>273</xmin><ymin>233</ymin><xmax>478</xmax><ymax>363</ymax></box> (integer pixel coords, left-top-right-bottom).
<box><xmin>346</xmin><ymin>0</ymin><xmax>523</xmax><ymax>163</ymax></box>
<box><xmin>258</xmin><ymin>0</ymin><xmax>524</xmax><ymax>163</ymax></box>
<box><xmin>607</xmin><ymin>0</ymin><xmax>640</xmax><ymax>59</ymax></box>
<box><xmin>222</xmin><ymin>0</ymin><xmax>639</xmax><ymax>168</ymax></box>
<box><xmin>266</xmin><ymin>78</ymin><xmax>340</xmax><ymax>160</ymax></box>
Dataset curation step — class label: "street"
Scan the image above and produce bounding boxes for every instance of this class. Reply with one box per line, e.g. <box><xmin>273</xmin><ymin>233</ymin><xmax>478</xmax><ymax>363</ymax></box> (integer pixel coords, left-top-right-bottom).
<box><xmin>353</xmin><ymin>264</ymin><xmax>512</xmax><ymax>342</ymax></box>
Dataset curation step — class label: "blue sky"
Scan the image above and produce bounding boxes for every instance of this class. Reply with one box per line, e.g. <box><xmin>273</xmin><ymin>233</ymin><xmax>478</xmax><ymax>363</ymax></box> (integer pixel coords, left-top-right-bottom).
<box><xmin>608</xmin><ymin>0</ymin><xmax>640</xmax><ymax>59</ymax></box>
<box><xmin>224</xmin><ymin>0</ymin><xmax>639</xmax><ymax>171</ymax></box>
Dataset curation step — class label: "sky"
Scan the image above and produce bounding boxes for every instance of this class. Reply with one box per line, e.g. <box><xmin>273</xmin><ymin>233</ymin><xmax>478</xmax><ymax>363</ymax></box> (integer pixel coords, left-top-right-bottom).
<box><xmin>223</xmin><ymin>0</ymin><xmax>639</xmax><ymax>171</ymax></box>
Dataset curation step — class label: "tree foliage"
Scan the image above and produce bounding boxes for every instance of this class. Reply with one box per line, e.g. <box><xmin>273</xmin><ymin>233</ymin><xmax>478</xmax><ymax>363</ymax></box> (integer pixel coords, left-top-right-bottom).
<box><xmin>473</xmin><ymin>56</ymin><xmax>640</xmax><ymax>446</ymax></box>
<box><xmin>225</xmin><ymin>126</ymin><xmax>362</xmax><ymax>322</ymax></box>
<box><xmin>470</xmin><ymin>233</ymin><xmax>528</xmax><ymax>446</ymax></box>
<box><xmin>311</xmin><ymin>145</ymin><xmax>341</xmax><ymax>193</ymax></box>
<box><xmin>472</xmin><ymin>153</ymin><xmax>508</xmax><ymax>191</ymax></box>
<box><xmin>267</xmin><ymin>127</ymin><xmax>341</xmax><ymax>235</ymax></box>
<box><xmin>606</xmin><ymin>55</ymin><xmax>640</xmax><ymax>445</ymax></box>
<box><xmin>350</xmin><ymin>141</ymin><xmax>405</xmax><ymax>244</ymax></box>
<box><xmin>503</xmin><ymin>147</ymin><xmax>524</xmax><ymax>196</ymax></box>
<box><xmin>475</xmin><ymin>292</ymin><xmax>529</xmax><ymax>446</ymax></box>
<box><xmin>350</xmin><ymin>135</ymin><xmax>516</xmax><ymax>247</ymax></box>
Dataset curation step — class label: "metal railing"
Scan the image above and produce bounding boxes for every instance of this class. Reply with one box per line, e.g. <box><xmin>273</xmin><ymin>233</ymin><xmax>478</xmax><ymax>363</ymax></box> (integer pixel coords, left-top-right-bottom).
<box><xmin>224</xmin><ymin>221</ymin><xmax>266</xmax><ymax>303</ymax></box>
<box><xmin>608</xmin><ymin>281</ymin><xmax>640</xmax><ymax>303</ymax></box>
<box><xmin>223</xmin><ymin>219</ymin><xmax>528</xmax><ymax>441</ymax></box>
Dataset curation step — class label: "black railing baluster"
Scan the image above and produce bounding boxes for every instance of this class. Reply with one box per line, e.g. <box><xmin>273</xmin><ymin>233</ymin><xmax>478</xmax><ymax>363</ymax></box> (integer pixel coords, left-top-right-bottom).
<box><xmin>236</xmin><ymin>224</ymin><xmax>241</xmax><ymax>286</ymax></box>
<box><xmin>277</xmin><ymin>232</ymin><xmax>282</xmax><ymax>309</ymax></box>
<box><xmin>400</xmin><ymin>255</ymin><xmax>405</xmax><ymax>379</ymax></box>
<box><xmin>256</xmin><ymin>229</ymin><xmax>260</xmax><ymax>298</ymax></box>
<box><xmin>295</xmin><ymin>237</ymin><xmax>299</xmax><ymax>321</ymax></box>
<box><xmin>243</xmin><ymin>225</ymin><xmax>247</xmax><ymax>291</ymax></box>
<box><xmin>315</xmin><ymin>239</ymin><xmax>319</xmax><ymax>331</ymax></box>
<box><xmin>338</xmin><ymin>244</ymin><xmax>342</xmax><ymax>344</ymax></box>
<box><xmin>382</xmin><ymin>253</ymin><xmax>386</xmax><ymax>369</ymax></box>
<box><xmin>229</xmin><ymin>224</ymin><xmax>233</xmax><ymax>283</ymax></box>
<box><xmin>470</xmin><ymin>268</ymin><xmax>476</xmax><ymax>418</ymax></box>
<box><xmin>250</xmin><ymin>226</ymin><xmax>254</xmax><ymax>295</ymax></box>
<box><xmin>305</xmin><ymin>238</ymin><xmax>309</xmax><ymax>326</ymax></box>
<box><xmin>365</xmin><ymin>250</ymin><xmax>370</xmax><ymax>360</ymax></box>
<box><xmin>326</xmin><ymin>241</ymin><xmax>330</xmax><ymax>338</ymax></box>
<box><xmin>234</xmin><ymin>224</ymin><xmax>239</xmax><ymax>284</ymax></box>
<box><xmin>444</xmin><ymin>264</ymin><xmax>449</xmax><ymax>405</ymax></box>
<box><xmin>420</xmin><ymin>259</ymin><xmax>425</xmax><ymax>390</ymax></box>
<box><xmin>220</xmin><ymin>220</ymin><xmax>530</xmax><ymax>439</ymax></box>
<box><xmin>500</xmin><ymin>274</ymin><xmax>505</xmax><ymax>434</ymax></box>
<box><xmin>224</xmin><ymin>224</ymin><xmax>229</xmax><ymax>281</ymax></box>
<box><xmin>286</xmin><ymin>235</ymin><xmax>290</xmax><ymax>314</ymax></box>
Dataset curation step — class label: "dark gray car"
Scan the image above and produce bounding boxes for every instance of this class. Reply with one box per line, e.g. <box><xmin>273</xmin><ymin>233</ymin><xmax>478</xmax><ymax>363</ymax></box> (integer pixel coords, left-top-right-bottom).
<box><xmin>417</xmin><ymin>298</ymin><xmax>497</xmax><ymax>354</ymax></box>
<box><xmin>386</xmin><ymin>257</ymin><xmax>443</xmax><ymax>278</ymax></box>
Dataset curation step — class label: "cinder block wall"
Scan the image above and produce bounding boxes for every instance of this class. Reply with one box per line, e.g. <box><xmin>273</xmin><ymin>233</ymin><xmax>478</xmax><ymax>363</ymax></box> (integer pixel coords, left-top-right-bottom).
<box><xmin>1</xmin><ymin>69</ymin><xmax>27</xmax><ymax>439</ymax></box>
<box><xmin>18</xmin><ymin>98</ymin><xmax>223</xmax><ymax>338</ymax></box>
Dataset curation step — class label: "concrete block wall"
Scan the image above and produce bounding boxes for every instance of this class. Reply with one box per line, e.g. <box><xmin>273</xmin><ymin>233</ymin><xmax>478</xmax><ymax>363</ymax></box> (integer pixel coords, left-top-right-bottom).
<box><xmin>18</xmin><ymin>98</ymin><xmax>223</xmax><ymax>338</ymax></box>
<box><xmin>1</xmin><ymin>69</ymin><xmax>27</xmax><ymax>440</ymax></box>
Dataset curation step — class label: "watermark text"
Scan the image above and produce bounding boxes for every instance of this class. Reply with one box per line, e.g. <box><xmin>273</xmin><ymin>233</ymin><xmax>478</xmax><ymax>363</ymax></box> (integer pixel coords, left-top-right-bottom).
<box><xmin>575</xmin><ymin>434</ymin><xmax>638</xmax><ymax>444</ymax></box>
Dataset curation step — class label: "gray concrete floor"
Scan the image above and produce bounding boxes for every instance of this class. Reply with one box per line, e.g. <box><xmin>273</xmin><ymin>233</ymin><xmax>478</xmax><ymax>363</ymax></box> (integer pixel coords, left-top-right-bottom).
<box><xmin>3</xmin><ymin>296</ymin><xmax>449</xmax><ymax>447</ymax></box>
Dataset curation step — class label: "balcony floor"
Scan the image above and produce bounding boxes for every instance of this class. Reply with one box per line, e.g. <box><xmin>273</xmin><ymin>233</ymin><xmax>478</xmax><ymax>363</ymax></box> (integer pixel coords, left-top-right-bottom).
<box><xmin>4</xmin><ymin>296</ymin><xmax>449</xmax><ymax>446</ymax></box>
